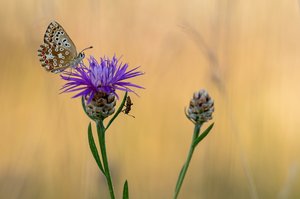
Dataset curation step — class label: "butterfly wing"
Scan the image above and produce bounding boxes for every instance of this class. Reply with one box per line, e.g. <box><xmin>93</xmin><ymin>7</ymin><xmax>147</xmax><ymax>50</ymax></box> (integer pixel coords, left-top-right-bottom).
<box><xmin>37</xmin><ymin>43</ymin><xmax>71</xmax><ymax>72</ymax></box>
<box><xmin>38</xmin><ymin>21</ymin><xmax>79</xmax><ymax>73</ymax></box>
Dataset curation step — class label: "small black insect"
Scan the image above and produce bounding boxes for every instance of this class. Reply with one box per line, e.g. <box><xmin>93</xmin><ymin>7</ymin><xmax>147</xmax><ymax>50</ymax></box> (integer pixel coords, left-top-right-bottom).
<box><xmin>123</xmin><ymin>96</ymin><xmax>135</xmax><ymax>118</ymax></box>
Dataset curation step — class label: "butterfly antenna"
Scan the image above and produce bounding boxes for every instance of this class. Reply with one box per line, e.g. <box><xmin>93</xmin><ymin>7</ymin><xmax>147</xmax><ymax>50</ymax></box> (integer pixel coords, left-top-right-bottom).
<box><xmin>80</xmin><ymin>46</ymin><xmax>93</xmax><ymax>53</ymax></box>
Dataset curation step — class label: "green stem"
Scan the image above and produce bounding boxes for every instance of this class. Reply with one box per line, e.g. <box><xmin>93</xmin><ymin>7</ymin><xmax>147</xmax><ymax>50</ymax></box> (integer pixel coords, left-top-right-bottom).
<box><xmin>173</xmin><ymin>124</ymin><xmax>201</xmax><ymax>199</ymax></box>
<box><xmin>96</xmin><ymin>120</ymin><xmax>115</xmax><ymax>199</ymax></box>
<box><xmin>106</xmin><ymin>92</ymin><xmax>128</xmax><ymax>131</ymax></box>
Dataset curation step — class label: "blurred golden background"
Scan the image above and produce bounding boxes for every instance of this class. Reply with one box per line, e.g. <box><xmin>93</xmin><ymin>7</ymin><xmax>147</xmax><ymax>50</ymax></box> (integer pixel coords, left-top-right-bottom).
<box><xmin>1</xmin><ymin>0</ymin><xmax>300</xmax><ymax>198</ymax></box>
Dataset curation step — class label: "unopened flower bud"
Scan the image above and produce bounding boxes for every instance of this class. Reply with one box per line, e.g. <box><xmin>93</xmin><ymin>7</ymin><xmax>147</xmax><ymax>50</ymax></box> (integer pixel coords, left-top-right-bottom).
<box><xmin>186</xmin><ymin>89</ymin><xmax>214</xmax><ymax>123</ymax></box>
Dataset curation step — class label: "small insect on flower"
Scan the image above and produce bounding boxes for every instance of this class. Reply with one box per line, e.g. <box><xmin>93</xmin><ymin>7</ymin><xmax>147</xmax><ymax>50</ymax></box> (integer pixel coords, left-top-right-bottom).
<box><xmin>37</xmin><ymin>21</ymin><xmax>92</xmax><ymax>73</ymax></box>
<box><xmin>123</xmin><ymin>96</ymin><xmax>135</xmax><ymax>118</ymax></box>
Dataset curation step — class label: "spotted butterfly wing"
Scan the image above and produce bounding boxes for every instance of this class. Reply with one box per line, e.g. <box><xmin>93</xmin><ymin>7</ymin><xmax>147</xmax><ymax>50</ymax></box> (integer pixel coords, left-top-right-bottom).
<box><xmin>38</xmin><ymin>21</ymin><xmax>83</xmax><ymax>73</ymax></box>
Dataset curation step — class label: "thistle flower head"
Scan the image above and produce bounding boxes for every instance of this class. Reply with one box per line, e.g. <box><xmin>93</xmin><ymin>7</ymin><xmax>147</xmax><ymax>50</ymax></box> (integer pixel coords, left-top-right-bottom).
<box><xmin>61</xmin><ymin>55</ymin><xmax>144</xmax><ymax>119</ymax></box>
<box><xmin>186</xmin><ymin>89</ymin><xmax>214</xmax><ymax>124</ymax></box>
<box><xmin>85</xmin><ymin>91</ymin><xmax>117</xmax><ymax>119</ymax></box>
<box><xmin>61</xmin><ymin>55</ymin><xmax>144</xmax><ymax>102</ymax></box>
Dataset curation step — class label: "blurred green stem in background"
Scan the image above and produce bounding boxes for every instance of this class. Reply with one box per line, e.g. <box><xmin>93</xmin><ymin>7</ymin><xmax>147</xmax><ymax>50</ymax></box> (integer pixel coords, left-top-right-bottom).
<box><xmin>173</xmin><ymin>123</ymin><xmax>214</xmax><ymax>199</ymax></box>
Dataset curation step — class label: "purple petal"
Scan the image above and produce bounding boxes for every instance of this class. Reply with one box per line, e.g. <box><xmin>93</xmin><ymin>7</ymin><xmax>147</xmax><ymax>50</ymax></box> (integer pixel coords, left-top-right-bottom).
<box><xmin>60</xmin><ymin>55</ymin><xmax>144</xmax><ymax>101</ymax></box>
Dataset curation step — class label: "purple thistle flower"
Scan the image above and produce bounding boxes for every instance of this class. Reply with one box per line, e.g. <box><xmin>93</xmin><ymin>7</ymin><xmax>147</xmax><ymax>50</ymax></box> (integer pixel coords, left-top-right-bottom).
<box><xmin>61</xmin><ymin>55</ymin><xmax>144</xmax><ymax>104</ymax></box>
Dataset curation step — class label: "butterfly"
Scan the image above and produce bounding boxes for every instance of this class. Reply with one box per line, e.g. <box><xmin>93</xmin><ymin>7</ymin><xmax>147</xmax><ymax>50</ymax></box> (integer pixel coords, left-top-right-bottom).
<box><xmin>37</xmin><ymin>21</ymin><xmax>92</xmax><ymax>73</ymax></box>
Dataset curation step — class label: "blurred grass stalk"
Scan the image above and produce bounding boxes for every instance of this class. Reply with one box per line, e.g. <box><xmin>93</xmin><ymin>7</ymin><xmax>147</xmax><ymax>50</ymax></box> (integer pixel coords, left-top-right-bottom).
<box><xmin>278</xmin><ymin>163</ymin><xmax>299</xmax><ymax>199</ymax></box>
<box><xmin>180</xmin><ymin>22</ymin><xmax>259</xmax><ymax>199</ymax></box>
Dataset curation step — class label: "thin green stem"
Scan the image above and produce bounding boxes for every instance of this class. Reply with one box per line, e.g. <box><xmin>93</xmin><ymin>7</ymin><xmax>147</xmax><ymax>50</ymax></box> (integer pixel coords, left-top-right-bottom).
<box><xmin>96</xmin><ymin>120</ymin><xmax>115</xmax><ymax>199</ymax></box>
<box><xmin>173</xmin><ymin>124</ymin><xmax>201</xmax><ymax>199</ymax></box>
<box><xmin>106</xmin><ymin>92</ymin><xmax>128</xmax><ymax>131</ymax></box>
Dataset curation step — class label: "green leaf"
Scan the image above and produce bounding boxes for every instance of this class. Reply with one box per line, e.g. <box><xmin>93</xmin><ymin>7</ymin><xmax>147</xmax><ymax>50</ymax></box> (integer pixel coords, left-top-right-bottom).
<box><xmin>175</xmin><ymin>165</ymin><xmax>185</xmax><ymax>191</ymax></box>
<box><xmin>122</xmin><ymin>180</ymin><xmax>129</xmax><ymax>199</ymax></box>
<box><xmin>88</xmin><ymin>123</ymin><xmax>104</xmax><ymax>173</ymax></box>
<box><xmin>82</xmin><ymin>97</ymin><xmax>97</xmax><ymax>121</ymax></box>
<box><xmin>193</xmin><ymin>123</ymin><xmax>214</xmax><ymax>147</ymax></box>
<box><xmin>106</xmin><ymin>92</ymin><xmax>128</xmax><ymax>130</ymax></box>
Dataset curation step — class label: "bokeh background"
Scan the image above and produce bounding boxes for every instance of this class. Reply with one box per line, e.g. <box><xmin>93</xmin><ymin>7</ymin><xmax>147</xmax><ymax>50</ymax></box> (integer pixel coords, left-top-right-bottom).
<box><xmin>1</xmin><ymin>0</ymin><xmax>300</xmax><ymax>198</ymax></box>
